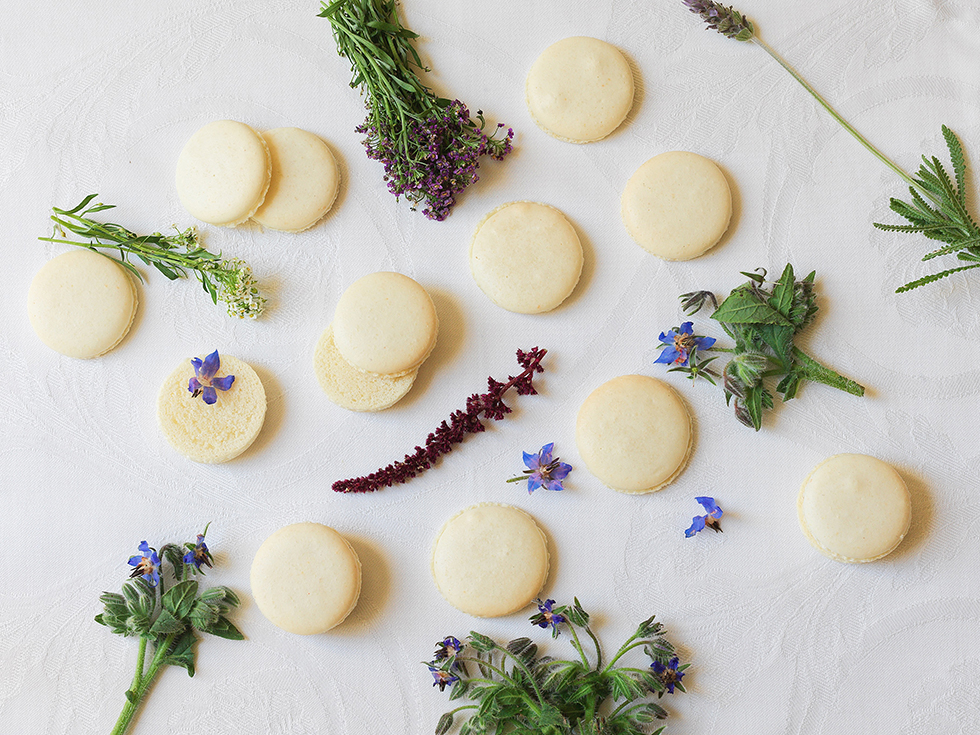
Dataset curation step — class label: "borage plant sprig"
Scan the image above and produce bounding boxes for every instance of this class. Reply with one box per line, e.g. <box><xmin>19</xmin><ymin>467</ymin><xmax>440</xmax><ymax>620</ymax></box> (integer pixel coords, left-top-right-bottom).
<box><xmin>333</xmin><ymin>348</ymin><xmax>546</xmax><ymax>493</ymax></box>
<box><xmin>661</xmin><ymin>264</ymin><xmax>864</xmax><ymax>431</ymax></box>
<box><xmin>97</xmin><ymin>526</ymin><xmax>243</xmax><ymax>735</ymax></box>
<box><xmin>39</xmin><ymin>194</ymin><xmax>266</xmax><ymax>318</ymax></box>
<box><xmin>683</xmin><ymin>1</ymin><xmax>980</xmax><ymax>292</ymax></box>
<box><xmin>319</xmin><ymin>0</ymin><xmax>513</xmax><ymax>221</ymax></box>
<box><xmin>425</xmin><ymin>599</ymin><xmax>687</xmax><ymax>735</ymax></box>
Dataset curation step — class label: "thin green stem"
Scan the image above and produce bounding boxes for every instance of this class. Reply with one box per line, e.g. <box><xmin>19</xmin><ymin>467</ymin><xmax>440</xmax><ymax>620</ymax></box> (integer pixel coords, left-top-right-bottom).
<box><xmin>750</xmin><ymin>36</ymin><xmax>937</xmax><ymax>205</ymax></box>
<box><xmin>584</xmin><ymin>626</ymin><xmax>603</xmax><ymax>670</ymax></box>
<box><xmin>602</xmin><ymin>637</ymin><xmax>648</xmax><ymax>673</ymax></box>
<box><xmin>565</xmin><ymin>623</ymin><xmax>591</xmax><ymax>669</ymax></box>
<box><xmin>109</xmin><ymin>632</ymin><xmax>178</xmax><ymax>735</ymax></box>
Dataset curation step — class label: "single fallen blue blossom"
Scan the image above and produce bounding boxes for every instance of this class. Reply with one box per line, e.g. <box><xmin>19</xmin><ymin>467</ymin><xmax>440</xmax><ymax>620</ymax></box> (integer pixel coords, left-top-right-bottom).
<box><xmin>507</xmin><ymin>442</ymin><xmax>572</xmax><ymax>494</ymax></box>
<box><xmin>686</xmin><ymin>496</ymin><xmax>724</xmax><ymax>537</ymax></box>
<box><xmin>530</xmin><ymin>598</ymin><xmax>566</xmax><ymax>638</ymax></box>
<box><xmin>651</xmin><ymin>656</ymin><xmax>687</xmax><ymax>694</ymax></box>
<box><xmin>424</xmin><ymin>599</ymin><xmax>687</xmax><ymax>734</ymax></box>
<box><xmin>127</xmin><ymin>541</ymin><xmax>161</xmax><ymax>587</ymax></box>
<box><xmin>655</xmin><ymin>321</ymin><xmax>717</xmax><ymax>367</ymax></box>
<box><xmin>188</xmin><ymin>350</ymin><xmax>235</xmax><ymax>405</ymax></box>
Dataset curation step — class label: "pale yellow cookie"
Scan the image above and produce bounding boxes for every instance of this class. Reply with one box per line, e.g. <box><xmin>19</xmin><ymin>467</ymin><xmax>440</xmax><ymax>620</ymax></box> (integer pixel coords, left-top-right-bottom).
<box><xmin>621</xmin><ymin>151</ymin><xmax>732</xmax><ymax>260</ymax></box>
<box><xmin>575</xmin><ymin>375</ymin><xmax>692</xmax><ymax>493</ymax></box>
<box><xmin>431</xmin><ymin>503</ymin><xmax>549</xmax><ymax>618</ymax></box>
<box><xmin>175</xmin><ymin>120</ymin><xmax>271</xmax><ymax>226</ymax></box>
<box><xmin>157</xmin><ymin>352</ymin><xmax>266</xmax><ymax>464</ymax></box>
<box><xmin>250</xmin><ymin>522</ymin><xmax>362</xmax><ymax>635</ymax></box>
<box><xmin>333</xmin><ymin>272</ymin><xmax>438</xmax><ymax>377</ymax></box>
<box><xmin>252</xmin><ymin>127</ymin><xmax>340</xmax><ymax>232</ymax></box>
<box><xmin>469</xmin><ymin>201</ymin><xmax>583</xmax><ymax>314</ymax></box>
<box><xmin>797</xmin><ymin>453</ymin><xmax>911</xmax><ymax>563</ymax></box>
<box><xmin>28</xmin><ymin>250</ymin><xmax>137</xmax><ymax>359</ymax></box>
<box><xmin>526</xmin><ymin>36</ymin><xmax>634</xmax><ymax>143</ymax></box>
<box><xmin>314</xmin><ymin>324</ymin><xmax>417</xmax><ymax>411</ymax></box>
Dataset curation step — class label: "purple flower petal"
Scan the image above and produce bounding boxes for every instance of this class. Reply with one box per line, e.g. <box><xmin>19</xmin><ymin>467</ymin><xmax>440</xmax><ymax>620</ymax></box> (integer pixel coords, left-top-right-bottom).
<box><xmin>679</xmin><ymin>322</ymin><xmax>694</xmax><ymax>335</ymax></box>
<box><xmin>552</xmin><ymin>462</ymin><xmax>572</xmax><ymax>481</ymax></box>
<box><xmin>526</xmin><ymin>476</ymin><xmax>543</xmax><ymax>494</ymax></box>
<box><xmin>695</xmin><ymin>335</ymin><xmax>717</xmax><ymax>350</ymax></box>
<box><xmin>190</xmin><ymin>357</ymin><xmax>203</xmax><ymax>377</ymax></box>
<box><xmin>523</xmin><ymin>451</ymin><xmax>540</xmax><ymax>471</ymax></box>
<box><xmin>202</xmin><ymin>386</ymin><xmax>217</xmax><ymax>405</ymax></box>
<box><xmin>188</xmin><ymin>377</ymin><xmax>202</xmax><ymax>394</ymax></box>
<box><xmin>539</xmin><ymin>442</ymin><xmax>554</xmax><ymax>464</ymax></box>
<box><xmin>696</xmin><ymin>496</ymin><xmax>722</xmax><ymax>517</ymax></box>
<box><xmin>658</xmin><ymin>330</ymin><xmax>676</xmax><ymax>345</ymax></box>
<box><xmin>654</xmin><ymin>346</ymin><xmax>682</xmax><ymax>365</ymax></box>
<box><xmin>200</xmin><ymin>350</ymin><xmax>221</xmax><ymax>381</ymax></box>
<box><xmin>211</xmin><ymin>375</ymin><xmax>235</xmax><ymax>391</ymax></box>
<box><xmin>685</xmin><ymin>515</ymin><xmax>707</xmax><ymax>537</ymax></box>
<box><xmin>127</xmin><ymin>555</ymin><xmax>142</xmax><ymax>567</ymax></box>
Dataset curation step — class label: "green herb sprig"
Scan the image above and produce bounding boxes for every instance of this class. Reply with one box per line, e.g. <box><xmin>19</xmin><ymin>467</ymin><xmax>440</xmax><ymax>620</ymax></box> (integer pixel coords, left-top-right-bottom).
<box><xmin>683</xmin><ymin>1</ymin><xmax>980</xmax><ymax>292</ymax></box>
<box><xmin>426</xmin><ymin>599</ymin><xmax>686</xmax><ymax>735</ymax></box>
<box><xmin>667</xmin><ymin>264</ymin><xmax>864</xmax><ymax>431</ymax></box>
<box><xmin>96</xmin><ymin>527</ymin><xmax>243</xmax><ymax>735</ymax></box>
<box><xmin>39</xmin><ymin>194</ymin><xmax>266</xmax><ymax>318</ymax></box>
<box><xmin>318</xmin><ymin>0</ymin><xmax>513</xmax><ymax>221</ymax></box>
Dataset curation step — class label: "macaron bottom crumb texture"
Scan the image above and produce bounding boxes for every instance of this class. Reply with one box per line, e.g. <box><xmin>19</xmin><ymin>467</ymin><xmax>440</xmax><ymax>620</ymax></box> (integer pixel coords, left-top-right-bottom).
<box><xmin>575</xmin><ymin>375</ymin><xmax>692</xmax><ymax>494</ymax></box>
<box><xmin>469</xmin><ymin>201</ymin><xmax>584</xmax><ymax>314</ymax></box>
<box><xmin>797</xmin><ymin>453</ymin><xmax>911</xmax><ymax>563</ymax></box>
<box><xmin>157</xmin><ymin>353</ymin><xmax>266</xmax><ymax>464</ymax></box>
<box><xmin>431</xmin><ymin>503</ymin><xmax>550</xmax><ymax>618</ymax></box>
<box><xmin>621</xmin><ymin>150</ymin><xmax>732</xmax><ymax>260</ymax></box>
<box><xmin>314</xmin><ymin>324</ymin><xmax>417</xmax><ymax>411</ymax></box>
<box><xmin>28</xmin><ymin>249</ymin><xmax>137</xmax><ymax>359</ymax></box>
<box><xmin>250</xmin><ymin>522</ymin><xmax>362</xmax><ymax>635</ymax></box>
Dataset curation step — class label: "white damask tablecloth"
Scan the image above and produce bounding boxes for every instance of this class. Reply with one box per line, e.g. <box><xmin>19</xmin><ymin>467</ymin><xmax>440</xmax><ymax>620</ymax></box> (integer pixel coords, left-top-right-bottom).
<box><xmin>3</xmin><ymin>1</ymin><xmax>980</xmax><ymax>733</ymax></box>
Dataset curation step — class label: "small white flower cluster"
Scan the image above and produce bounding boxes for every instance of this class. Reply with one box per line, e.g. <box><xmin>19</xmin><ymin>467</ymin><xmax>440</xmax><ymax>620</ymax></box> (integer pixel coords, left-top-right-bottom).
<box><xmin>218</xmin><ymin>259</ymin><xmax>266</xmax><ymax>319</ymax></box>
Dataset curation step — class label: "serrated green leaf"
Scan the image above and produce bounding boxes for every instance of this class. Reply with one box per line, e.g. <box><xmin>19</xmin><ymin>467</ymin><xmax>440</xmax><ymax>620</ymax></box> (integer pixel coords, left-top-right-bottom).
<box><xmin>204</xmin><ymin>615</ymin><xmax>244</xmax><ymax>641</ymax></box>
<box><xmin>161</xmin><ymin>629</ymin><xmax>197</xmax><ymax>676</ymax></box>
<box><xmin>711</xmin><ymin>290</ymin><xmax>792</xmax><ymax>327</ymax></box>
<box><xmin>149</xmin><ymin>609</ymin><xmax>186</xmax><ymax>636</ymax></box>
<box><xmin>162</xmin><ymin>580</ymin><xmax>198</xmax><ymax>620</ymax></box>
<box><xmin>189</xmin><ymin>601</ymin><xmax>220</xmax><ymax>631</ymax></box>
<box><xmin>768</xmin><ymin>263</ymin><xmax>794</xmax><ymax>318</ymax></box>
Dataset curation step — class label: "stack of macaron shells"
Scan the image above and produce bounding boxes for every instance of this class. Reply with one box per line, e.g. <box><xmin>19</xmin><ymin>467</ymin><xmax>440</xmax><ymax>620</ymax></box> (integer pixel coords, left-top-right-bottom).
<box><xmin>175</xmin><ymin>120</ymin><xmax>339</xmax><ymax>232</ymax></box>
<box><xmin>315</xmin><ymin>272</ymin><xmax>439</xmax><ymax>411</ymax></box>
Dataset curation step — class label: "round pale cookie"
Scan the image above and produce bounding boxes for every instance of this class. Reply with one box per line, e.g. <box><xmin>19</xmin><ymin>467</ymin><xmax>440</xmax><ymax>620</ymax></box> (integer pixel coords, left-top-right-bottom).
<box><xmin>252</xmin><ymin>127</ymin><xmax>340</xmax><ymax>232</ymax></box>
<box><xmin>525</xmin><ymin>36</ymin><xmax>634</xmax><ymax>143</ymax></box>
<box><xmin>251</xmin><ymin>522</ymin><xmax>361</xmax><ymax>635</ymax></box>
<box><xmin>469</xmin><ymin>201</ymin><xmax>584</xmax><ymax>314</ymax></box>
<box><xmin>575</xmin><ymin>375</ymin><xmax>692</xmax><ymax>494</ymax></box>
<box><xmin>431</xmin><ymin>503</ymin><xmax>549</xmax><ymax>618</ymax></box>
<box><xmin>157</xmin><ymin>353</ymin><xmax>266</xmax><ymax>464</ymax></box>
<box><xmin>175</xmin><ymin>119</ymin><xmax>271</xmax><ymax>226</ymax></box>
<box><xmin>28</xmin><ymin>250</ymin><xmax>137</xmax><ymax>359</ymax></box>
<box><xmin>621</xmin><ymin>151</ymin><xmax>732</xmax><ymax>260</ymax></box>
<box><xmin>797</xmin><ymin>453</ymin><xmax>911</xmax><ymax>563</ymax></box>
<box><xmin>314</xmin><ymin>324</ymin><xmax>416</xmax><ymax>411</ymax></box>
<box><xmin>333</xmin><ymin>272</ymin><xmax>438</xmax><ymax>377</ymax></box>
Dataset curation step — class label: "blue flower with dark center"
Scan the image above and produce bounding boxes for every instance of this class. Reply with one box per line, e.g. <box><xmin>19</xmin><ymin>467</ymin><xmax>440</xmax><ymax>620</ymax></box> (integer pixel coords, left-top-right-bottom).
<box><xmin>127</xmin><ymin>541</ymin><xmax>161</xmax><ymax>587</ymax></box>
<box><xmin>183</xmin><ymin>532</ymin><xmax>213</xmax><ymax>572</ymax></box>
<box><xmin>428</xmin><ymin>665</ymin><xmax>459</xmax><ymax>692</ymax></box>
<box><xmin>513</xmin><ymin>443</ymin><xmax>571</xmax><ymax>494</ymax></box>
<box><xmin>530</xmin><ymin>598</ymin><xmax>565</xmax><ymax>637</ymax></box>
<box><xmin>655</xmin><ymin>322</ymin><xmax>716</xmax><ymax>367</ymax></box>
<box><xmin>434</xmin><ymin>636</ymin><xmax>464</xmax><ymax>661</ymax></box>
<box><xmin>188</xmin><ymin>350</ymin><xmax>235</xmax><ymax>405</ymax></box>
<box><xmin>651</xmin><ymin>656</ymin><xmax>685</xmax><ymax>694</ymax></box>
<box><xmin>685</xmin><ymin>496</ymin><xmax>724</xmax><ymax>537</ymax></box>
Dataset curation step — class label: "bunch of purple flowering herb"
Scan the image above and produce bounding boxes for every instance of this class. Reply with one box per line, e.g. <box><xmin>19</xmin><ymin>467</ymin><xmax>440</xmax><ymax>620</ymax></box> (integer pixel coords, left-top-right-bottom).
<box><xmin>39</xmin><ymin>195</ymin><xmax>265</xmax><ymax>318</ymax></box>
<box><xmin>683</xmin><ymin>1</ymin><xmax>980</xmax><ymax>293</ymax></box>
<box><xmin>96</xmin><ymin>526</ymin><xmax>243</xmax><ymax>735</ymax></box>
<box><xmin>319</xmin><ymin>0</ymin><xmax>513</xmax><ymax>221</ymax></box>
<box><xmin>333</xmin><ymin>348</ymin><xmax>546</xmax><ymax>493</ymax></box>
<box><xmin>659</xmin><ymin>264</ymin><xmax>864</xmax><ymax>431</ymax></box>
<box><xmin>424</xmin><ymin>599</ymin><xmax>687</xmax><ymax>735</ymax></box>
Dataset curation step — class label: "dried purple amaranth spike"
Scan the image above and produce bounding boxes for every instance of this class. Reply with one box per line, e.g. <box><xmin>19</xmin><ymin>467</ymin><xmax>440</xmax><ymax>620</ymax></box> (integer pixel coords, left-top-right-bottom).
<box><xmin>332</xmin><ymin>348</ymin><xmax>547</xmax><ymax>493</ymax></box>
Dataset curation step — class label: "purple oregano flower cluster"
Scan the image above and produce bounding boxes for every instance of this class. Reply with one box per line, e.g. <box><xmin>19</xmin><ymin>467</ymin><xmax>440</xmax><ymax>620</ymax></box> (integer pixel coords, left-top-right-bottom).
<box><xmin>332</xmin><ymin>348</ymin><xmax>546</xmax><ymax>493</ymax></box>
<box><xmin>357</xmin><ymin>101</ymin><xmax>513</xmax><ymax>222</ymax></box>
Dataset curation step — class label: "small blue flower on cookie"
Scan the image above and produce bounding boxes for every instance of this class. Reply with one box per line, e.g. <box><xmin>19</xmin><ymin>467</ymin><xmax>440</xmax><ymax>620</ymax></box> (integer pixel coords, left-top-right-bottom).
<box><xmin>188</xmin><ymin>350</ymin><xmax>235</xmax><ymax>405</ymax></box>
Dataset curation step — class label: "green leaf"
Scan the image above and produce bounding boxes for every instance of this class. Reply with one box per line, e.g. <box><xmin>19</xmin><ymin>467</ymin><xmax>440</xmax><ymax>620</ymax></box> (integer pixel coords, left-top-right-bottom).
<box><xmin>149</xmin><ymin>609</ymin><xmax>186</xmax><ymax>636</ymax></box>
<box><xmin>204</xmin><ymin>615</ymin><xmax>244</xmax><ymax>641</ymax></box>
<box><xmin>161</xmin><ymin>628</ymin><xmax>197</xmax><ymax>676</ymax></box>
<box><xmin>768</xmin><ymin>263</ymin><xmax>795</xmax><ymax>318</ymax></box>
<box><xmin>468</xmin><ymin>632</ymin><xmax>496</xmax><ymax>653</ymax></box>
<box><xmin>743</xmin><ymin>385</ymin><xmax>765</xmax><ymax>431</ymax></box>
<box><xmin>448</xmin><ymin>677</ymin><xmax>469</xmax><ymax>701</ymax></box>
<box><xmin>435</xmin><ymin>712</ymin><xmax>454</xmax><ymax>735</ymax></box>
<box><xmin>608</xmin><ymin>670</ymin><xmax>645</xmax><ymax>701</ymax></box>
<box><xmin>505</xmin><ymin>637</ymin><xmax>538</xmax><ymax>664</ymax></box>
<box><xmin>162</xmin><ymin>580</ymin><xmax>199</xmax><ymax>620</ymax></box>
<box><xmin>711</xmin><ymin>289</ymin><xmax>792</xmax><ymax>327</ymax></box>
<box><xmin>189</xmin><ymin>601</ymin><xmax>220</xmax><ymax>631</ymax></box>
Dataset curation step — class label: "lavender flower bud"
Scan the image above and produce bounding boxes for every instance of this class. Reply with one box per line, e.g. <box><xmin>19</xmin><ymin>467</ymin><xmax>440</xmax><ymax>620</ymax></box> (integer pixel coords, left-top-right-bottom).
<box><xmin>683</xmin><ymin>0</ymin><xmax>755</xmax><ymax>42</ymax></box>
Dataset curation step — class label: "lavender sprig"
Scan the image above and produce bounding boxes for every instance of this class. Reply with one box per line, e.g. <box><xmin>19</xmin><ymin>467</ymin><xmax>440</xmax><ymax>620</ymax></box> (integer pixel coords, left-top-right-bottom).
<box><xmin>333</xmin><ymin>348</ymin><xmax>546</xmax><ymax>493</ymax></box>
<box><xmin>319</xmin><ymin>0</ymin><xmax>513</xmax><ymax>221</ymax></box>
<box><xmin>682</xmin><ymin>1</ymin><xmax>980</xmax><ymax>293</ymax></box>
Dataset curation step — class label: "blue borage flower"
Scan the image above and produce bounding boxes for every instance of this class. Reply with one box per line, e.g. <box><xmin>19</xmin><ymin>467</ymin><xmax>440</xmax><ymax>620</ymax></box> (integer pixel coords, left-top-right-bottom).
<box><xmin>127</xmin><ymin>541</ymin><xmax>161</xmax><ymax>587</ymax></box>
<box><xmin>428</xmin><ymin>665</ymin><xmax>459</xmax><ymax>692</ymax></box>
<box><xmin>655</xmin><ymin>322</ymin><xmax>717</xmax><ymax>367</ymax></box>
<box><xmin>183</xmin><ymin>531</ymin><xmax>213</xmax><ymax>572</ymax></box>
<box><xmin>651</xmin><ymin>656</ymin><xmax>685</xmax><ymax>694</ymax></box>
<box><xmin>686</xmin><ymin>496</ymin><xmax>723</xmax><ymax>537</ymax></box>
<box><xmin>530</xmin><ymin>598</ymin><xmax>565</xmax><ymax>638</ymax></box>
<box><xmin>434</xmin><ymin>636</ymin><xmax>464</xmax><ymax>661</ymax></box>
<box><xmin>509</xmin><ymin>443</ymin><xmax>572</xmax><ymax>494</ymax></box>
<box><xmin>188</xmin><ymin>350</ymin><xmax>235</xmax><ymax>405</ymax></box>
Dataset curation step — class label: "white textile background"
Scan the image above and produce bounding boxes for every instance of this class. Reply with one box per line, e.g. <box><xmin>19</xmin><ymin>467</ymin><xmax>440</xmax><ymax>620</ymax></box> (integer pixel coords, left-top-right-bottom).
<box><xmin>3</xmin><ymin>0</ymin><xmax>980</xmax><ymax>733</ymax></box>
